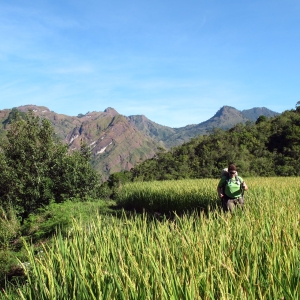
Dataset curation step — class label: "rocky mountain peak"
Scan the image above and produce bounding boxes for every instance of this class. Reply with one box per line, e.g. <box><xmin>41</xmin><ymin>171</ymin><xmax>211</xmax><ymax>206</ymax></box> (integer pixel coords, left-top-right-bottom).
<box><xmin>213</xmin><ymin>106</ymin><xmax>241</xmax><ymax>118</ymax></box>
<box><xmin>241</xmin><ymin>107</ymin><xmax>279</xmax><ymax>121</ymax></box>
<box><xmin>104</xmin><ymin>107</ymin><xmax>119</xmax><ymax>116</ymax></box>
<box><xmin>17</xmin><ymin>105</ymin><xmax>50</xmax><ymax>113</ymax></box>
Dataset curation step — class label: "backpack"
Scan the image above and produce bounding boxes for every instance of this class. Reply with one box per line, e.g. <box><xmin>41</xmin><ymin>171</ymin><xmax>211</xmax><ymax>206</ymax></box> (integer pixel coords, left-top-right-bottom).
<box><xmin>221</xmin><ymin>168</ymin><xmax>244</xmax><ymax>196</ymax></box>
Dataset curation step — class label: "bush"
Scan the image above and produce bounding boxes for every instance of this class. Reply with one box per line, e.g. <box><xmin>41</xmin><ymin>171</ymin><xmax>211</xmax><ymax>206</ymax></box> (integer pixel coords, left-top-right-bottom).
<box><xmin>22</xmin><ymin>200</ymin><xmax>117</xmax><ymax>240</ymax></box>
<box><xmin>0</xmin><ymin>206</ymin><xmax>20</xmax><ymax>251</ymax></box>
<box><xmin>0</xmin><ymin>111</ymin><xmax>102</xmax><ymax>223</ymax></box>
<box><xmin>0</xmin><ymin>199</ymin><xmax>117</xmax><ymax>289</ymax></box>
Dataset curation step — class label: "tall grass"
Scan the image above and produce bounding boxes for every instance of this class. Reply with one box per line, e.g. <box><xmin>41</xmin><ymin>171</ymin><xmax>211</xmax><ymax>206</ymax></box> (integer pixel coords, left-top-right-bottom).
<box><xmin>2</xmin><ymin>178</ymin><xmax>300</xmax><ymax>299</ymax></box>
<box><xmin>117</xmin><ymin>179</ymin><xmax>218</xmax><ymax>213</ymax></box>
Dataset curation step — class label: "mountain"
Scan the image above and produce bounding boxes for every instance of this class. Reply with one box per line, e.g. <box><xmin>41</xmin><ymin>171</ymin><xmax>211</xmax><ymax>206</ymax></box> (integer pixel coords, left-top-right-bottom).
<box><xmin>241</xmin><ymin>107</ymin><xmax>279</xmax><ymax>121</ymax></box>
<box><xmin>125</xmin><ymin>107</ymin><xmax>300</xmax><ymax>182</ymax></box>
<box><xmin>129</xmin><ymin>106</ymin><xmax>279</xmax><ymax>148</ymax></box>
<box><xmin>0</xmin><ymin>105</ymin><xmax>158</xmax><ymax>180</ymax></box>
<box><xmin>128</xmin><ymin>115</ymin><xmax>177</xmax><ymax>148</ymax></box>
<box><xmin>65</xmin><ymin>108</ymin><xmax>158</xmax><ymax>176</ymax></box>
<box><xmin>0</xmin><ymin>105</ymin><xmax>279</xmax><ymax>179</ymax></box>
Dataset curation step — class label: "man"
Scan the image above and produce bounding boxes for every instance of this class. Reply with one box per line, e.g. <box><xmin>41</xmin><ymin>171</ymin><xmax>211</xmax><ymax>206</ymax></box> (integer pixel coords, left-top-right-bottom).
<box><xmin>217</xmin><ymin>164</ymin><xmax>248</xmax><ymax>212</ymax></box>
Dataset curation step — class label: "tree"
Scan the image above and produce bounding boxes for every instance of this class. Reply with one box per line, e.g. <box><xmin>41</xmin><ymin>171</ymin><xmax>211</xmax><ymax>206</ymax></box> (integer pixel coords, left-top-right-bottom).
<box><xmin>0</xmin><ymin>111</ymin><xmax>101</xmax><ymax>222</ymax></box>
<box><xmin>2</xmin><ymin>107</ymin><xmax>27</xmax><ymax>129</ymax></box>
<box><xmin>53</xmin><ymin>141</ymin><xmax>101</xmax><ymax>202</ymax></box>
<box><xmin>296</xmin><ymin>101</ymin><xmax>300</xmax><ymax>112</ymax></box>
<box><xmin>255</xmin><ymin>115</ymin><xmax>267</xmax><ymax>125</ymax></box>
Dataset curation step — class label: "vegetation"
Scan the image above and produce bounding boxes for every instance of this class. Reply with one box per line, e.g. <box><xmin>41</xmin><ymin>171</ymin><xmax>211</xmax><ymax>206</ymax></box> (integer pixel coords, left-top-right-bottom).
<box><xmin>0</xmin><ymin>106</ymin><xmax>299</xmax><ymax>298</ymax></box>
<box><xmin>103</xmin><ymin>107</ymin><xmax>300</xmax><ymax>187</ymax></box>
<box><xmin>0</xmin><ymin>111</ymin><xmax>105</xmax><ymax>288</ymax></box>
<box><xmin>0</xmin><ymin>110</ymin><xmax>101</xmax><ymax>223</ymax></box>
<box><xmin>0</xmin><ymin>200</ymin><xmax>116</xmax><ymax>292</ymax></box>
<box><xmin>1</xmin><ymin>178</ymin><xmax>298</xmax><ymax>299</ymax></box>
<box><xmin>117</xmin><ymin>179</ymin><xmax>218</xmax><ymax>214</ymax></box>
<box><xmin>2</xmin><ymin>108</ymin><xmax>27</xmax><ymax>129</ymax></box>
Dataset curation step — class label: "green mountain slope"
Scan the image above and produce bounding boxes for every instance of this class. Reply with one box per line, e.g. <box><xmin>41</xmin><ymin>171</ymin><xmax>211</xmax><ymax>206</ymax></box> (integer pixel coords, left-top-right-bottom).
<box><xmin>123</xmin><ymin>107</ymin><xmax>300</xmax><ymax>182</ymax></box>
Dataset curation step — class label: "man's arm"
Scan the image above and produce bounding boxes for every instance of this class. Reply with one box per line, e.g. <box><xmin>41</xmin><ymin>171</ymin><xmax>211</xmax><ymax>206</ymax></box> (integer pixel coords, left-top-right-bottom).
<box><xmin>242</xmin><ymin>181</ymin><xmax>248</xmax><ymax>191</ymax></box>
<box><xmin>217</xmin><ymin>186</ymin><xmax>224</xmax><ymax>198</ymax></box>
<box><xmin>217</xmin><ymin>177</ymin><xmax>225</xmax><ymax>198</ymax></box>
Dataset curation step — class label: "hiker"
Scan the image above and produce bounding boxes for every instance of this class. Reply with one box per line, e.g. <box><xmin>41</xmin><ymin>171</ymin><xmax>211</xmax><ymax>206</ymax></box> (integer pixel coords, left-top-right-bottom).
<box><xmin>217</xmin><ymin>164</ymin><xmax>248</xmax><ymax>212</ymax></box>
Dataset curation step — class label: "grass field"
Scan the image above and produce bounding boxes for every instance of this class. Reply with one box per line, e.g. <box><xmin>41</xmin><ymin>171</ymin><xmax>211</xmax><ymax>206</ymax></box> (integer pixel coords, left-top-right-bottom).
<box><xmin>1</xmin><ymin>178</ymin><xmax>300</xmax><ymax>299</ymax></box>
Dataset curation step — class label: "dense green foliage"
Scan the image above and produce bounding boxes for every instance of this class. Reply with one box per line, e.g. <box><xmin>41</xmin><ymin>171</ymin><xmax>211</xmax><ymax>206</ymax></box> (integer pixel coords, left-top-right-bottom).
<box><xmin>106</xmin><ymin>107</ymin><xmax>300</xmax><ymax>184</ymax></box>
<box><xmin>0</xmin><ymin>110</ymin><xmax>108</xmax><ymax>288</ymax></box>
<box><xmin>2</xmin><ymin>108</ymin><xmax>27</xmax><ymax>129</ymax></box>
<box><xmin>0</xmin><ymin>111</ymin><xmax>101</xmax><ymax>222</ymax></box>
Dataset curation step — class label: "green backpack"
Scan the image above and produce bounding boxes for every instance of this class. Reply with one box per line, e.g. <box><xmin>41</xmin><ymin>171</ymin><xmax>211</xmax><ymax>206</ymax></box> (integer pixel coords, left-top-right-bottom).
<box><xmin>221</xmin><ymin>168</ymin><xmax>244</xmax><ymax>197</ymax></box>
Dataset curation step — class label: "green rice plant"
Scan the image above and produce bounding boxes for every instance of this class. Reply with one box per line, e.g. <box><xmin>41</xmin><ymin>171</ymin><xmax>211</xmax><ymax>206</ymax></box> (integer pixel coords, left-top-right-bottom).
<box><xmin>21</xmin><ymin>199</ymin><xmax>117</xmax><ymax>240</ymax></box>
<box><xmin>1</xmin><ymin>178</ymin><xmax>299</xmax><ymax>299</ymax></box>
<box><xmin>117</xmin><ymin>179</ymin><xmax>219</xmax><ymax>214</ymax></box>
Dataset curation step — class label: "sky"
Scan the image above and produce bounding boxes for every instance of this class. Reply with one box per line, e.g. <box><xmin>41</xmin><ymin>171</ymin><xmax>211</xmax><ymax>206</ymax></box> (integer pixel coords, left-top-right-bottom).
<box><xmin>0</xmin><ymin>0</ymin><xmax>300</xmax><ymax>127</ymax></box>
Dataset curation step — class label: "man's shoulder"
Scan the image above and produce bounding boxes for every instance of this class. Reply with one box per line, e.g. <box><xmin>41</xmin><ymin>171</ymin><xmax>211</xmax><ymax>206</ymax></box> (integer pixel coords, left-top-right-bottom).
<box><xmin>218</xmin><ymin>176</ymin><xmax>227</xmax><ymax>186</ymax></box>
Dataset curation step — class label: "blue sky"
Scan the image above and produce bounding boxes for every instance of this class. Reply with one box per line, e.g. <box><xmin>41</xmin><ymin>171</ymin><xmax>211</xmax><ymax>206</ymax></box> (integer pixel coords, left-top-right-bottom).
<box><xmin>1</xmin><ymin>0</ymin><xmax>299</xmax><ymax>127</ymax></box>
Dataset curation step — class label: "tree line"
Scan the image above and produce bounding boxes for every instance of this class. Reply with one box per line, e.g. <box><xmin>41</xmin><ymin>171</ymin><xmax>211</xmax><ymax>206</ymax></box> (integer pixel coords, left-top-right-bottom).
<box><xmin>105</xmin><ymin>104</ymin><xmax>300</xmax><ymax>190</ymax></box>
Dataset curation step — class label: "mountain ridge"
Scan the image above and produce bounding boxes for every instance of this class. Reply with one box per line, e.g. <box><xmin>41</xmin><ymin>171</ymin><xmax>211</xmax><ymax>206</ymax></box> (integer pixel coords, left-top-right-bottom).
<box><xmin>129</xmin><ymin>106</ymin><xmax>279</xmax><ymax>148</ymax></box>
<box><xmin>0</xmin><ymin>104</ymin><xmax>279</xmax><ymax>179</ymax></box>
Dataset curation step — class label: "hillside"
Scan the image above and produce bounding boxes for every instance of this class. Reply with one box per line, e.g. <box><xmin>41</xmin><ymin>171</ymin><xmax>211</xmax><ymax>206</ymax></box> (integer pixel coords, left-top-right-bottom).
<box><xmin>66</xmin><ymin>109</ymin><xmax>158</xmax><ymax>176</ymax></box>
<box><xmin>129</xmin><ymin>106</ymin><xmax>279</xmax><ymax>148</ymax></box>
<box><xmin>241</xmin><ymin>107</ymin><xmax>279</xmax><ymax>121</ymax></box>
<box><xmin>0</xmin><ymin>105</ymin><xmax>158</xmax><ymax>180</ymax></box>
<box><xmin>0</xmin><ymin>104</ymin><xmax>279</xmax><ymax>179</ymax></box>
<box><xmin>119</xmin><ymin>107</ymin><xmax>300</xmax><ymax>183</ymax></box>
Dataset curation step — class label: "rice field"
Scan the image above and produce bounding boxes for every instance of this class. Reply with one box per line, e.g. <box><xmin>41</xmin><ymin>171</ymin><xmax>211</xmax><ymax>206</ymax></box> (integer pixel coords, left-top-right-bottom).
<box><xmin>2</xmin><ymin>178</ymin><xmax>300</xmax><ymax>299</ymax></box>
<box><xmin>117</xmin><ymin>178</ymin><xmax>219</xmax><ymax>214</ymax></box>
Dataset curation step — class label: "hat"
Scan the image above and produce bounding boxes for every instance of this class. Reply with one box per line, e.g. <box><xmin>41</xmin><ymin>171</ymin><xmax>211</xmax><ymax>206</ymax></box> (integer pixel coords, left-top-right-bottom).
<box><xmin>228</xmin><ymin>164</ymin><xmax>237</xmax><ymax>172</ymax></box>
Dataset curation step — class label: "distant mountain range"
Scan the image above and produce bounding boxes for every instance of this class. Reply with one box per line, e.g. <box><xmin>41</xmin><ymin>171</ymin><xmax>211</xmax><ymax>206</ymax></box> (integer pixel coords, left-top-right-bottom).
<box><xmin>0</xmin><ymin>105</ymin><xmax>279</xmax><ymax>179</ymax></box>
